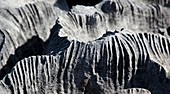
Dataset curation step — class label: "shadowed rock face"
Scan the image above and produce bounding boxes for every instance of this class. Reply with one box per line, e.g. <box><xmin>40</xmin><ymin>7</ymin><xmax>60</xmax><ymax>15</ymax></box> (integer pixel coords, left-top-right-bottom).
<box><xmin>0</xmin><ymin>0</ymin><xmax>170</xmax><ymax>94</ymax></box>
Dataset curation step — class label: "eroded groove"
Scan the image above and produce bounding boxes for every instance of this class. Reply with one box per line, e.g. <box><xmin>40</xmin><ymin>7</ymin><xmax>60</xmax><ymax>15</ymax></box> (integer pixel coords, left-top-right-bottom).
<box><xmin>0</xmin><ymin>0</ymin><xmax>170</xmax><ymax>94</ymax></box>
<box><xmin>0</xmin><ymin>30</ymin><xmax>170</xmax><ymax>93</ymax></box>
<box><xmin>0</xmin><ymin>2</ymin><xmax>60</xmax><ymax>80</ymax></box>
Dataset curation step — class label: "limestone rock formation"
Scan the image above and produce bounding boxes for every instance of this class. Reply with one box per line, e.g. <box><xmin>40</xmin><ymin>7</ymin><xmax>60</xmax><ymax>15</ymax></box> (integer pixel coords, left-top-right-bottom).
<box><xmin>0</xmin><ymin>0</ymin><xmax>170</xmax><ymax>94</ymax></box>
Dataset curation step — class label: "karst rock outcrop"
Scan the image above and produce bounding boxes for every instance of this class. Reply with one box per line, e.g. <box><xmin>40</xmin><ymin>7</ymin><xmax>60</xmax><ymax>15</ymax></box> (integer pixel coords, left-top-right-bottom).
<box><xmin>0</xmin><ymin>0</ymin><xmax>170</xmax><ymax>94</ymax></box>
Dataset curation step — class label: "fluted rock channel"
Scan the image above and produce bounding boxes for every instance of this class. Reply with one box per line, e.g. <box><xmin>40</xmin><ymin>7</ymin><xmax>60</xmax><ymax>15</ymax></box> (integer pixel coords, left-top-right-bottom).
<box><xmin>0</xmin><ymin>0</ymin><xmax>170</xmax><ymax>94</ymax></box>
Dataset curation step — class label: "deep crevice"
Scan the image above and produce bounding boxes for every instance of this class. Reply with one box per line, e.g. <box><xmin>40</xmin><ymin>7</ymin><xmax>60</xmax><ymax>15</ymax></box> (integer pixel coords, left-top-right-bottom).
<box><xmin>167</xmin><ymin>27</ymin><xmax>170</xmax><ymax>36</ymax></box>
<box><xmin>0</xmin><ymin>36</ymin><xmax>44</xmax><ymax>80</ymax></box>
<box><xmin>66</xmin><ymin>0</ymin><xmax>102</xmax><ymax>9</ymax></box>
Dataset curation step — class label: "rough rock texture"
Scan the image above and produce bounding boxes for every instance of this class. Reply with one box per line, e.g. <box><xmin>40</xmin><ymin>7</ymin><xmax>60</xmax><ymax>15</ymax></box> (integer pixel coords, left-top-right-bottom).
<box><xmin>0</xmin><ymin>0</ymin><xmax>170</xmax><ymax>94</ymax></box>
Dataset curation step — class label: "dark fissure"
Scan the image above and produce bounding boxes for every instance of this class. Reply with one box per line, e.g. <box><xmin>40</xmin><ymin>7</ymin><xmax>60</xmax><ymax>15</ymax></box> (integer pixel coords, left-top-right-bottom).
<box><xmin>66</xmin><ymin>0</ymin><xmax>102</xmax><ymax>9</ymax></box>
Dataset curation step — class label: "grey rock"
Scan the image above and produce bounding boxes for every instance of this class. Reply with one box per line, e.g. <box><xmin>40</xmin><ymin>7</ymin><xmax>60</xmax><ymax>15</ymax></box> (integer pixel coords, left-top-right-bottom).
<box><xmin>0</xmin><ymin>2</ymin><xmax>59</xmax><ymax>71</ymax></box>
<box><xmin>119</xmin><ymin>88</ymin><xmax>151</xmax><ymax>94</ymax></box>
<box><xmin>0</xmin><ymin>0</ymin><xmax>170</xmax><ymax>94</ymax></box>
<box><xmin>1</xmin><ymin>30</ymin><xmax>170</xmax><ymax>94</ymax></box>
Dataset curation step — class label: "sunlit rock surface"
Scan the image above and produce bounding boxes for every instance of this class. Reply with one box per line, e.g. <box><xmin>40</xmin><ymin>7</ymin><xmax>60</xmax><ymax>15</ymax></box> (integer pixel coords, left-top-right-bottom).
<box><xmin>0</xmin><ymin>0</ymin><xmax>170</xmax><ymax>94</ymax></box>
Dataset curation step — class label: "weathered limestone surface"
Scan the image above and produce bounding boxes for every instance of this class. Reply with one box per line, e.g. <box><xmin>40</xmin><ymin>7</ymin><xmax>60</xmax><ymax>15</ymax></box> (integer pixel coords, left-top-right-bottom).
<box><xmin>0</xmin><ymin>0</ymin><xmax>170</xmax><ymax>94</ymax></box>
